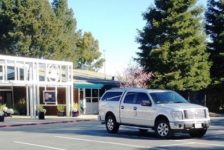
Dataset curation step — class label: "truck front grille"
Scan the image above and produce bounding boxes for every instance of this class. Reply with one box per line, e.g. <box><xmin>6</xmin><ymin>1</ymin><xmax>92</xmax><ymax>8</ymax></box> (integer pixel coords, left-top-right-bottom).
<box><xmin>184</xmin><ymin>109</ymin><xmax>207</xmax><ymax>119</ymax></box>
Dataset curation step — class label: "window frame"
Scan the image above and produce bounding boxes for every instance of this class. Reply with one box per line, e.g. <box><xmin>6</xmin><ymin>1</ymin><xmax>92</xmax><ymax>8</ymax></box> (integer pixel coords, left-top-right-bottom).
<box><xmin>123</xmin><ymin>92</ymin><xmax>138</xmax><ymax>104</ymax></box>
<box><xmin>100</xmin><ymin>91</ymin><xmax>123</xmax><ymax>102</ymax></box>
<box><xmin>135</xmin><ymin>92</ymin><xmax>152</xmax><ymax>105</ymax></box>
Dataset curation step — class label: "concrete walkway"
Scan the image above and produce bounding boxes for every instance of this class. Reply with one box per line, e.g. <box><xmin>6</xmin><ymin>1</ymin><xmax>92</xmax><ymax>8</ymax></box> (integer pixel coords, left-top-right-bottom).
<box><xmin>0</xmin><ymin>115</ymin><xmax>98</xmax><ymax>128</ymax></box>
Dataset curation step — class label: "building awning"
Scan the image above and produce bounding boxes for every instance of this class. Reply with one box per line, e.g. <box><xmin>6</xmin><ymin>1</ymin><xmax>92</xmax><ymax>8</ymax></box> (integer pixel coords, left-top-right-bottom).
<box><xmin>74</xmin><ymin>83</ymin><xmax>104</xmax><ymax>89</ymax></box>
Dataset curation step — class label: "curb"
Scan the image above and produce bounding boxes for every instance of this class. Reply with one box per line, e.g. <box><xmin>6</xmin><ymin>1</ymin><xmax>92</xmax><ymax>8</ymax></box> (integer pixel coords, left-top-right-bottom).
<box><xmin>0</xmin><ymin>116</ymin><xmax>98</xmax><ymax>128</ymax></box>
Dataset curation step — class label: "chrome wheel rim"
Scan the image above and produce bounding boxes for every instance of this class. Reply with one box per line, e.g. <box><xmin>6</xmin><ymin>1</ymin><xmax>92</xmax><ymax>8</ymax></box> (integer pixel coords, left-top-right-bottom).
<box><xmin>157</xmin><ymin>123</ymin><xmax>169</xmax><ymax>137</ymax></box>
<box><xmin>107</xmin><ymin>118</ymin><xmax>114</xmax><ymax>131</ymax></box>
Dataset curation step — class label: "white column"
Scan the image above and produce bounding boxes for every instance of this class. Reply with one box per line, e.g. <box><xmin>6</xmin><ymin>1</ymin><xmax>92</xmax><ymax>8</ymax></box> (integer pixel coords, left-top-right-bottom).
<box><xmin>29</xmin><ymin>86</ymin><xmax>34</xmax><ymax>118</ymax></box>
<box><xmin>4</xmin><ymin>59</ymin><xmax>7</xmax><ymax>80</ymax></box>
<box><xmin>14</xmin><ymin>61</ymin><xmax>17</xmax><ymax>81</ymax></box>
<box><xmin>55</xmin><ymin>86</ymin><xmax>58</xmax><ymax>105</ymax></box>
<box><xmin>2</xmin><ymin>64</ymin><xmax>5</xmax><ymax>81</ymax></box>
<box><xmin>33</xmin><ymin>85</ymin><xmax>37</xmax><ymax>119</ymax></box>
<box><xmin>26</xmin><ymin>85</ymin><xmax>30</xmax><ymax>116</ymax></box>
<box><xmin>11</xmin><ymin>86</ymin><xmax>14</xmax><ymax>108</ymax></box>
<box><xmin>37</xmin><ymin>85</ymin><xmax>40</xmax><ymax>106</ymax></box>
<box><xmin>70</xmin><ymin>85</ymin><xmax>74</xmax><ymax>111</ymax></box>
<box><xmin>70</xmin><ymin>64</ymin><xmax>74</xmax><ymax>115</ymax></box>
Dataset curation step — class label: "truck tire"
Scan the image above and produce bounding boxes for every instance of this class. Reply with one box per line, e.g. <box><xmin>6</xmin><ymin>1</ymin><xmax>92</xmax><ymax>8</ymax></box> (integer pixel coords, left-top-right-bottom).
<box><xmin>105</xmin><ymin>115</ymin><xmax>119</xmax><ymax>133</ymax></box>
<box><xmin>189</xmin><ymin>129</ymin><xmax>207</xmax><ymax>138</ymax></box>
<box><xmin>155</xmin><ymin>119</ymin><xmax>173</xmax><ymax>138</ymax></box>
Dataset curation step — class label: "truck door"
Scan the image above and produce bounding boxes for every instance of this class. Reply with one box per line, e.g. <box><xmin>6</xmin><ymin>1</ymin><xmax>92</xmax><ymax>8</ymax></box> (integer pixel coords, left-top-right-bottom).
<box><xmin>120</xmin><ymin>92</ymin><xmax>137</xmax><ymax>124</ymax></box>
<box><xmin>134</xmin><ymin>92</ymin><xmax>155</xmax><ymax>127</ymax></box>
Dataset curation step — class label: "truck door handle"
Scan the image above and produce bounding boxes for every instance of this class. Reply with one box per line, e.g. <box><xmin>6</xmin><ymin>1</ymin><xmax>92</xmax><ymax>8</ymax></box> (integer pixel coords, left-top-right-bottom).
<box><xmin>121</xmin><ymin>106</ymin><xmax>124</xmax><ymax>109</ymax></box>
<box><xmin>133</xmin><ymin>107</ymin><xmax>137</xmax><ymax>110</ymax></box>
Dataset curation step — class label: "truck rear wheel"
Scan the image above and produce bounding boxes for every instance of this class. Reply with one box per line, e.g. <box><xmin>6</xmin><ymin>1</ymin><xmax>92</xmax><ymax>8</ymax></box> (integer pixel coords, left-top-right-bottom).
<box><xmin>105</xmin><ymin>115</ymin><xmax>119</xmax><ymax>133</ymax></box>
<box><xmin>155</xmin><ymin>119</ymin><xmax>173</xmax><ymax>138</ymax></box>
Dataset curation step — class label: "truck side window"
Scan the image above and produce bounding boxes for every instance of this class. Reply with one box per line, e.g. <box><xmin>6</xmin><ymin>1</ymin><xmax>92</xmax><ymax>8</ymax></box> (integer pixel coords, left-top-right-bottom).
<box><xmin>101</xmin><ymin>92</ymin><xmax>123</xmax><ymax>101</ymax></box>
<box><xmin>136</xmin><ymin>93</ymin><xmax>151</xmax><ymax>104</ymax></box>
<box><xmin>123</xmin><ymin>92</ymin><xmax>137</xmax><ymax>104</ymax></box>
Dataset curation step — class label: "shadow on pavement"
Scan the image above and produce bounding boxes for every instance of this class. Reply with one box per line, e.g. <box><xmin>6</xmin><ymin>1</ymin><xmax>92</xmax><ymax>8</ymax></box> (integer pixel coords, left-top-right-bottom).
<box><xmin>0</xmin><ymin>120</ymin><xmax>193</xmax><ymax>140</ymax></box>
<box><xmin>0</xmin><ymin>119</ymin><xmax>223</xmax><ymax>142</ymax></box>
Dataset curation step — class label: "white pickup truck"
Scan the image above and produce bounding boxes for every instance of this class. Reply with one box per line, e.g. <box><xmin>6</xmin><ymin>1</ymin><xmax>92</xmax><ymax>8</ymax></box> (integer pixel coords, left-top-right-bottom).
<box><xmin>98</xmin><ymin>88</ymin><xmax>210</xmax><ymax>138</ymax></box>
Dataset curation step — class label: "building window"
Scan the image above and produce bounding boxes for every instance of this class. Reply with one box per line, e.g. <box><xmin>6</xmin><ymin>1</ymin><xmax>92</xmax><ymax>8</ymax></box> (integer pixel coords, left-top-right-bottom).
<box><xmin>85</xmin><ymin>89</ymin><xmax>100</xmax><ymax>103</ymax></box>
<box><xmin>85</xmin><ymin>89</ymin><xmax>91</xmax><ymax>97</ymax></box>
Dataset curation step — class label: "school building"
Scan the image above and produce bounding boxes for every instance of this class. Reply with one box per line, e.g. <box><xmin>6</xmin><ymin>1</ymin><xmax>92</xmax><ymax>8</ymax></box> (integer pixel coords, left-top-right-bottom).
<box><xmin>0</xmin><ymin>55</ymin><xmax>119</xmax><ymax>117</ymax></box>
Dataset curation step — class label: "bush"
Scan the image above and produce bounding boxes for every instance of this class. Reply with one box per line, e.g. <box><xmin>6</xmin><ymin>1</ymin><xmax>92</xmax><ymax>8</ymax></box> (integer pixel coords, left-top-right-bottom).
<box><xmin>37</xmin><ymin>105</ymin><xmax>46</xmax><ymax>114</ymax></box>
<box><xmin>57</xmin><ymin>105</ymin><xmax>65</xmax><ymax>113</ymax></box>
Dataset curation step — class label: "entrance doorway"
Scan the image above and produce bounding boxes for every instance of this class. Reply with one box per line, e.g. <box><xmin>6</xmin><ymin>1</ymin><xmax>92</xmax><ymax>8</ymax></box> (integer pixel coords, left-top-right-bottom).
<box><xmin>79</xmin><ymin>88</ymin><xmax>100</xmax><ymax>114</ymax></box>
<box><xmin>0</xmin><ymin>87</ymin><xmax>13</xmax><ymax>108</ymax></box>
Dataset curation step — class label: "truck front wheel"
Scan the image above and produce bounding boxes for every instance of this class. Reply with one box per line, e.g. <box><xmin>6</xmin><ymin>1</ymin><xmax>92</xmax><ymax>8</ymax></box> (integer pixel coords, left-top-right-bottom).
<box><xmin>155</xmin><ymin>119</ymin><xmax>173</xmax><ymax>138</ymax></box>
<box><xmin>105</xmin><ymin>115</ymin><xmax>119</xmax><ymax>133</ymax></box>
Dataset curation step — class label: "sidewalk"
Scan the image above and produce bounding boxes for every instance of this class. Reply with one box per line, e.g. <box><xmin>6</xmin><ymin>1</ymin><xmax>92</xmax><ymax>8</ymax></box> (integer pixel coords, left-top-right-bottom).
<box><xmin>0</xmin><ymin>115</ymin><xmax>98</xmax><ymax>128</ymax></box>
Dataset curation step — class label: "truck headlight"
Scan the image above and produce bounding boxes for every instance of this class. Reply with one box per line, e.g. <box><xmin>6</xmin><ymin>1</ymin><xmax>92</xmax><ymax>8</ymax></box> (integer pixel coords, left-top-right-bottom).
<box><xmin>171</xmin><ymin>111</ymin><xmax>183</xmax><ymax>120</ymax></box>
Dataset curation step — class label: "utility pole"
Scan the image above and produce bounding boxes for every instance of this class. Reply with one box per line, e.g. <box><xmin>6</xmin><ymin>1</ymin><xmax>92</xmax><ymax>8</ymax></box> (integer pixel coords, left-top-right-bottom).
<box><xmin>103</xmin><ymin>49</ymin><xmax>106</xmax><ymax>79</ymax></box>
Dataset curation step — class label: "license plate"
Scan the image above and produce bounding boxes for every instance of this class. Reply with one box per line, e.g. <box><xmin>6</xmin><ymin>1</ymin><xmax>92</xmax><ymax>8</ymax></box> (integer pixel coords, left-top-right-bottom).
<box><xmin>195</xmin><ymin>123</ymin><xmax>202</xmax><ymax>128</ymax></box>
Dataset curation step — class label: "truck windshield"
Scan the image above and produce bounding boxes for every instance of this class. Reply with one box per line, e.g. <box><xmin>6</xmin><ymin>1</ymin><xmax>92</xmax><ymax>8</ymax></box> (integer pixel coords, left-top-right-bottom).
<box><xmin>150</xmin><ymin>91</ymin><xmax>188</xmax><ymax>104</ymax></box>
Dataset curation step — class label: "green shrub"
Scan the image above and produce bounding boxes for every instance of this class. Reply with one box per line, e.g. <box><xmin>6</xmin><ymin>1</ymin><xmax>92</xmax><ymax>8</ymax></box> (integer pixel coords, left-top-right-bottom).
<box><xmin>57</xmin><ymin>105</ymin><xmax>65</xmax><ymax>112</ymax></box>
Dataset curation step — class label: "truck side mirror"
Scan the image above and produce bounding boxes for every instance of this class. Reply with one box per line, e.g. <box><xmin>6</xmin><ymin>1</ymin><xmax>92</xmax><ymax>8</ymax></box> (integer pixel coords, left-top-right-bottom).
<box><xmin>141</xmin><ymin>100</ymin><xmax>151</xmax><ymax>106</ymax></box>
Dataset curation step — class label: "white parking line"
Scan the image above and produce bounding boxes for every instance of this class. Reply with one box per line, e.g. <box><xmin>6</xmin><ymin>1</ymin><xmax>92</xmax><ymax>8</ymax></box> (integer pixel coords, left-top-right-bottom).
<box><xmin>189</xmin><ymin>141</ymin><xmax>224</xmax><ymax>147</ymax></box>
<box><xmin>55</xmin><ymin>135</ymin><xmax>153</xmax><ymax>149</ymax></box>
<box><xmin>55</xmin><ymin>135</ymin><xmax>199</xmax><ymax>150</ymax></box>
<box><xmin>14</xmin><ymin>141</ymin><xmax>66</xmax><ymax>150</ymax></box>
<box><xmin>158</xmin><ymin>142</ymin><xmax>196</xmax><ymax>147</ymax></box>
<box><xmin>174</xmin><ymin>140</ymin><xmax>224</xmax><ymax>147</ymax></box>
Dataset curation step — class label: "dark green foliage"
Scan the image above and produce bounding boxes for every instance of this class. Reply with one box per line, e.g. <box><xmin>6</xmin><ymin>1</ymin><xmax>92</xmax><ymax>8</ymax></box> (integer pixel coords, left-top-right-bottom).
<box><xmin>0</xmin><ymin>0</ymin><xmax>103</xmax><ymax>71</ymax></box>
<box><xmin>0</xmin><ymin>0</ymin><xmax>59</xmax><ymax>57</ymax></box>
<box><xmin>51</xmin><ymin>0</ymin><xmax>79</xmax><ymax>63</ymax></box>
<box><xmin>205</xmin><ymin>0</ymin><xmax>224</xmax><ymax>86</ymax></box>
<box><xmin>137</xmin><ymin>0</ymin><xmax>210</xmax><ymax>90</ymax></box>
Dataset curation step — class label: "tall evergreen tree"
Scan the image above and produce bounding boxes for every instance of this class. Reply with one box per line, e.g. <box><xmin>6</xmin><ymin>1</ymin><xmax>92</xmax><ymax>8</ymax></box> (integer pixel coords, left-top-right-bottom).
<box><xmin>0</xmin><ymin>0</ymin><xmax>104</xmax><ymax>71</ymax></box>
<box><xmin>0</xmin><ymin>0</ymin><xmax>60</xmax><ymax>58</ymax></box>
<box><xmin>205</xmin><ymin>0</ymin><xmax>224</xmax><ymax>86</ymax></box>
<box><xmin>52</xmin><ymin>0</ymin><xmax>104</xmax><ymax>70</ymax></box>
<box><xmin>52</xmin><ymin>0</ymin><xmax>104</xmax><ymax>71</ymax></box>
<box><xmin>137</xmin><ymin>0</ymin><xmax>210</xmax><ymax>90</ymax></box>
<box><xmin>51</xmin><ymin>0</ymin><xmax>79</xmax><ymax>63</ymax></box>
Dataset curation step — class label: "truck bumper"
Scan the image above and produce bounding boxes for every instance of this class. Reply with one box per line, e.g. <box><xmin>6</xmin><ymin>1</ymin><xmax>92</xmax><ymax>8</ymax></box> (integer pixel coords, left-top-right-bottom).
<box><xmin>170</xmin><ymin>120</ymin><xmax>210</xmax><ymax>130</ymax></box>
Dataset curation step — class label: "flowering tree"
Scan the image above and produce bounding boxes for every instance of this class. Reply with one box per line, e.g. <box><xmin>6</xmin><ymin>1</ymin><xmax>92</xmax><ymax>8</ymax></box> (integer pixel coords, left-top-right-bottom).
<box><xmin>117</xmin><ymin>66</ymin><xmax>152</xmax><ymax>88</ymax></box>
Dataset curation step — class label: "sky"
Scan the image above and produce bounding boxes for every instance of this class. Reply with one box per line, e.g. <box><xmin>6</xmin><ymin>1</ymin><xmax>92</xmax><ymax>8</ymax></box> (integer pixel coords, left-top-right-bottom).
<box><xmin>68</xmin><ymin>0</ymin><xmax>206</xmax><ymax>76</ymax></box>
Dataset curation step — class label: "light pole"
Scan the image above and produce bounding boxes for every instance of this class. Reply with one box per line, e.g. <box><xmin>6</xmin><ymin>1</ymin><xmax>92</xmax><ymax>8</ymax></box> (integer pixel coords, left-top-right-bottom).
<box><xmin>103</xmin><ymin>49</ymin><xmax>106</xmax><ymax>79</ymax></box>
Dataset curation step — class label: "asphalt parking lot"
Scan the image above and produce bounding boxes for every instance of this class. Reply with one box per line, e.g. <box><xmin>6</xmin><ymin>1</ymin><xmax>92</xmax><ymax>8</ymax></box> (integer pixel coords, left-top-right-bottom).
<box><xmin>0</xmin><ymin>118</ymin><xmax>224</xmax><ymax>150</ymax></box>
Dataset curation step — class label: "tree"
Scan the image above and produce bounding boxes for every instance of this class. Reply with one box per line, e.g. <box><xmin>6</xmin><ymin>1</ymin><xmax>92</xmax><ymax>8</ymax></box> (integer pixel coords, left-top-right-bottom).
<box><xmin>117</xmin><ymin>65</ymin><xmax>152</xmax><ymax>88</ymax></box>
<box><xmin>0</xmin><ymin>0</ymin><xmax>103</xmax><ymax>71</ymax></box>
<box><xmin>51</xmin><ymin>0</ymin><xmax>79</xmax><ymax>63</ymax></box>
<box><xmin>205</xmin><ymin>0</ymin><xmax>224</xmax><ymax>87</ymax></box>
<box><xmin>0</xmin><ymin>0</ymin><xmax>60</xmax><ymax>58</ymax></box>
<box><xmin>51</xmin><ymin>0</ymin><xmax>104</xmax><ymax>70</ymax></box>
<box><xmin>137</xmin><ymin>0</ymin><xmax>210</xmax><ymax>91</ymax></box>
<box><xmin>76</xmin><ymin>32</ymin><xmax>104</xmax><ymax>71</ymax></box>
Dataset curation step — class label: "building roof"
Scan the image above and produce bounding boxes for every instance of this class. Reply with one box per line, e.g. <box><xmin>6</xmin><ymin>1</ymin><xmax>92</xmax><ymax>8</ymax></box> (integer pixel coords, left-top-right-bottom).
<box><xmin>106</xmin><ymin>87</ymin><xmax>172</xmax><ymax>93</ymax></box>
<box><xmin>73</xmin><ymin>69</ymin><xmax>112</xmax><ymax>79</ymax></box>
<box><xmin>73</xmin><ymin>69</ymin><xmax>120</xmax><ymax>87</ymax></box>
